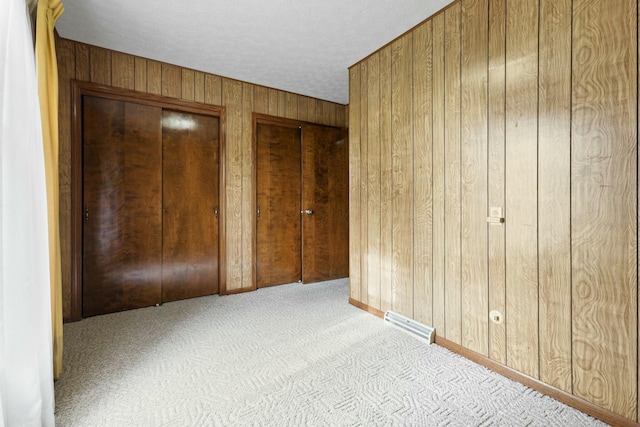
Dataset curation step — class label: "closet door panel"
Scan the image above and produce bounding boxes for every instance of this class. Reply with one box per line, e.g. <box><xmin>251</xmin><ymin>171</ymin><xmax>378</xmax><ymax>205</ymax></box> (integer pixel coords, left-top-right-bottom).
<box><xmin>256</xmin><ymin>123</ymin><xmax>302</xmax><ymax>288</ymax></box>
<box><xmin>162</xmin><ymin>110</ymin><xmax>220</xmax><ymax>301</ymax></box>
<box><xmin>302</xmin><ymin>124</ymin><xmax>349</xmax><ymax>283</ymax></box>
<box><xmin>82</xmin><ymin>96</ymin><xmax>163</xmax><ymax>317</ymax></box>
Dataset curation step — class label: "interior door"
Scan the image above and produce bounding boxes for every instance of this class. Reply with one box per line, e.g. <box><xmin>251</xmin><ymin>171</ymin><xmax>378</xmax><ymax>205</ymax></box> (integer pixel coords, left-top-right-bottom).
<box><xmin>301</xmin><ymin>124</ymin><xmax>349</xmax><ymax>283</ymax></box>
<box><xmin>162</xmin><ymin>110</ymin><xmax>220</xmax><ymax>302</ymax></box>
<box><xmin>82</xmin><ymin>96</ymin><xmax>163</xmax><ymax>317</ymax></box>
<box><xmin>256</xmin><ymin>123</ymin><xmax>302</xmax><ymax>288</ymax></box>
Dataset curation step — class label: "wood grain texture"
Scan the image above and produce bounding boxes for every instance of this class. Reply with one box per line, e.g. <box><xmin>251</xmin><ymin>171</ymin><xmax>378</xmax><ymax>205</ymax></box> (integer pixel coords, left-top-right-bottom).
<box><xmin>391</xmin><ymin>33</ymin><xmax>414</xmax><ymax>317</ymax></box>
<box><xmin>412</xmin><ymin>21</ymin><xmax>433</xmax><ymax>326</ymax></box>
<box><xmin>194</xmin><ymin>71</ymin><xmax>205</xmax><ymax>103</ymax></box>
<box><xmin>298</xmin><ymin>96</ymin><xmax>309</xmax><ymax>121</ymax></box>
<box><xmin>314</xmin><ymin>99</ymin><xmax>324</xmax><ymax>124</ymax></box>
<box><xmin>181</xmin><ymin>68</ymin><xmax>195</xmax><ymax>101</ymax></box>
<box><xmin>56</xmin><ymin>36</ymin><xmax>75</xmax><ymax>320</ymax></box>
<box><xmin>111</xmin><ymin>52</ymin><xmax>134</xmax><ymax>90</ymax></box>
<box><xmin>323</xmin><ymin>101</ymin><xmax>336</xmax><ymax>126</ymax></box>
<box><xmin>302</xmin><ymin>125</ymin><xmax>349</xmax><ymax>282</ymax></box>
<box><xmin>222</xmin><ymin>78</ymin><xmax>243</xmax><ymax>290</ymax></box>
<box><xmin>134</xmin><ymin>57</ymin><xmax>147</xmax><ymax>93</ymax></box>
<box><xmin>253</xmin><ymin>86</ymin><xmax>269</xmax><ymax>115</ymax></box>
<box><xmin>359</xmin><ymin>60</ymin><xmax>369</xmax><ymax>304</ymax></box>
<box><xmin>336</xmin><ymin>104</ymin><xmax>346</xmax><ymax>128</ymax></box>
<box><xmin>241</xmin><ymin>83</ymin><xmax>253</xmax><ymax>289</ymax></box>
<box><xmin>89</xmin><ymin>46</ymin><xmax>111</xmax><ymax>85</ymax></box>
<box><xmin>256</xmin><ymin>123</ymin><xmax>301</xmax><ymax>287</ymax></box>
<box><xmin>460</xmin><ymin>0</ymin><xmax>489</xmax><ymax>356</ymax></box>
<box><xmin>204</xmin><ymin>74</ymin><xmax>222</xmax><ymax>105</ymax></box>
<box><xmin>268</xmin><ymin>88</ymin><xmax>279</xmax><ymax>116</ymax></box>
<box><xmin>366</xmin><ymin>53</ymin><xmax>381</xmax><ymax>309</ymax></box>
<box><xmin>431</xmin><ymin>12</ymin><xmax>446</xmax><ymax>336</ymax></box>
<box><xmin>74</xmin><ymin>43</ymin><xmax>89</xmax><ymax>81</ymax></box>
<box><xmin>285</xmin><ymin>92</ymin><xmax>297</xmax><ymax>119</ymax></box>
<box><xmin>444</xmin><ymin>2</ymin><xmax>462</xmax><ymax>343</ymax></box>
<box><xmin>161</xmin><ymin>63</ymin><xmax>181</xmax><ymax>98</ymax></box>
<box><xmin>162</xmin><ymin>111</ymin><xmax>219</xmax><ymax>301</ymax></box>
<box><xmin>379</xmin><ymin>45</ymin><xmax>393</xmax><ymax>312</ymax></box>
<box><xmin>147</xmin><ymin>60</ymin><xmax>162</xmax><ymax>95</ymax></box>
<box><xmin>348</xmin><ymin>65</ymin><xmax>362</xmax><ymax>302</ymax></box>
<box><xmin>307</xmin><ymin>98</ymin><xmax>317</xmax><ymax>125</ymax></box>
<box><xmin>572</xmin><ymin>0</ymin><xmax>638</xmax><ymax>418</ymax></box>
<box><xmin>82</xmin><ymin>97</ymin><xmax>162</xmax><ymax>316</ymax></box>
<box><xmin>538</xmin><ymin>0</ymin><xmax>572</xmax><ymax>393</ymax></box>
<box><xmin>505</xmin><ymin>0</ymin><xmax>539</xmax><ymax>378</ymax></box>
<box><xmin>277</xmin><ymin>91</ymin><xmax>286</xmax><ymax>117</ymax></box>
<box><xmin>487</xmin><ymin>0</ymin><xmax>507</xmax><ymax>365</ymax></box>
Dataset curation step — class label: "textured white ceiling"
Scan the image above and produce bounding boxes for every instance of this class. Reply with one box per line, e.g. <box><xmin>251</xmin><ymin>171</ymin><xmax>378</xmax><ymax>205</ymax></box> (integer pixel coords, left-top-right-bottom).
<box><xmin>56</xmin><ymin>1</ymin><xmax>454</xmax><ymax>105</ymax></box>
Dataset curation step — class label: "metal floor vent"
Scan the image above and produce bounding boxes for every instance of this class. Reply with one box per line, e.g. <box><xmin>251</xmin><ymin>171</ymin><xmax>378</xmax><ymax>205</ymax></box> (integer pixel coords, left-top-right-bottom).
<box><xmin>384</xmin><ymin>310</ymin><xmax>435</xmax><ymax>344</ymax></box>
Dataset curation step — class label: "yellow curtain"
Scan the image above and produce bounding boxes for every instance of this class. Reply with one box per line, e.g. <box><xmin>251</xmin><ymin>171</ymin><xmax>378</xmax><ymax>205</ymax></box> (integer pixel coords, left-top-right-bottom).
<box><xmin>36</xmin><ymin>0</ymin><xmax>64</xmax><ymax>379</ymax></box>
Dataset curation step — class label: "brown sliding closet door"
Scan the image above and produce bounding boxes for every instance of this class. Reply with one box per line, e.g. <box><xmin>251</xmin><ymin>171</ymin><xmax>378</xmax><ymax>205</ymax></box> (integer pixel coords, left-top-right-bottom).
<box><xmin>162</xmin><ymin>110</ymin><xmax>220</xmax><ymax>302</ymax></box>
<box><xmin>256</xmin><ymin>123</ymin><xmax>302</xmax><ymax>288</ymax></box>
<box><xmin>82</xmin><ymin>96</ymin><xmax>163</xmax><ymax>317</ymax></box>
<box><xmin>301</xmin><ymin>124</ymin><xmax>349</xmax><ymax>283</ymax></box>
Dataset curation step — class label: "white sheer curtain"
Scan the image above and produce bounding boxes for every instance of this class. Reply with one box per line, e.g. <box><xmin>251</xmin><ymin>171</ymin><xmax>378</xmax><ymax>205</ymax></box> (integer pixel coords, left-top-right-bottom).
<box><xmin>0</xmin><ymin>0</ymin><xmax>56</xmax><ymax>425</ymax></box>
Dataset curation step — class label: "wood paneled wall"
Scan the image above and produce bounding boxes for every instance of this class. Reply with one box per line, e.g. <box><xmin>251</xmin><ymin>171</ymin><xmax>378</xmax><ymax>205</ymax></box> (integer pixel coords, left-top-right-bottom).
<box><xmin>349</xmin><ymin>0</ymin><xmax>638</xmax><ymax>422</ymax></box>
<box><xmin>56</xmin><ymin>37</ymin><xmax>348</xmax><ymax>320</ymax></box>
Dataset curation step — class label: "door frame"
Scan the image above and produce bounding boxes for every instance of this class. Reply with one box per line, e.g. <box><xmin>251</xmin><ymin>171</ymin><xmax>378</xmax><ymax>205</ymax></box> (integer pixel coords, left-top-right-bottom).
<box><xmin>251</xmin><ymin>113</ymin><xmax>347</xmax><ymax>290</ymax></box>
<box><xmin>70</xmin><ymin>80</ymin><xmax>227</xmax><ymax>321</ymax></box>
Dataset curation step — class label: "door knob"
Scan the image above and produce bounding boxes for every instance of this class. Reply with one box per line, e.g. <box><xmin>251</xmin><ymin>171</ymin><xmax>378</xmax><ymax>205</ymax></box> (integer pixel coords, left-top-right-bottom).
<box><xmin>304</xmin><ymin>209</ymin><xmax>313</xmax><ymax>215</ymax></box>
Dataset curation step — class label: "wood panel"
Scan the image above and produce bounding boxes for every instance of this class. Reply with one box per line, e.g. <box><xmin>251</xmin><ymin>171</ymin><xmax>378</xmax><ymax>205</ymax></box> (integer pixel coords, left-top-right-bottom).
<box><xmin>194</xmin><ymin>71</ymin><xmax>205</xmax><ymax>103</ymax></box>
<box><xmin>538</xmin><ymin>0</ymin><xmax>572</xmax><ymax>393</ymax></box>
<box><xmin>241</xmin><ymin>84</ymin><xmax>253</xmax><ymax>289</ymax></box>
<box><xmin>348</xmin><ymin>65</ymin><xmax>362</xmax><ymax>302</ymax></box>
<box><xmin>277</xmin><ymin>91</ymin><xmax>286</xmax><ymax>117</ymax></box>
<box><xmin>285</xmin><ymin>93</ymin><xmax>297</xmax><ymax>119</ymax></box>
<box><xmin>366</xmin><ymin>53</ymin><xmax>381</xmax><ymax>308</ymax></box>
<box><xmin>298</xmin><ymin>96</ymin><xmax>309</xmax><ymax>122</ymax></box>
<box><xmin>431</xmin><ymin>12</ymin><xmax>446</xmax><ymax>336</ymax></box>
<box><xmin>89</xmin><ymin>46</ymin><xmax>111</xmax><ymax>85</ymax></box>
<box><xmin>222</xmin><ymin>78</ymin><xmax>243</xmax><ymax>290</ymax></box>
<box><xmin>460</xmin><ymin>0</ymin><xmax>488</xmax><ymax>356</ymax></box>
<box><xmin>268</xmin><ymin>88</ymin><xmax>279</xmax><ymax>116</ymax></box>
<box><xmin>359</xmin><ymin>60</ymin><xmax>369</xmax><ymax>304</ymax></box>
<box><xmin>391</xmin><ymin>33</ymin><xmax>414</xmax><ymax>317</ymax></box>
<box><xmin>379</xmin><ymin>45</ymin><xmax>393</xmax><ymax>312</ymax></box>
<box><xmin>256</xmin><ymin>123</ymin><xmax>301</xmax><ymax>287</ymax></box>
<box><xmin>134</xmin><ymin>57</ymin><xmax>147</xmax><ymax>93</ymax></box>
<box><xmin>571</xmin><ymin>0</ymin><xmax>637</xmax><ymax>418</ymax></box>
<box><xmin>74</xmin><ymin>43</ymin><xmax>89</xmax><ymax>81</ymax></box>
<box><xmin>487</xmin><ymin>0</ymin><xmax>506</xmax><ymax>365</ymax></box>
<box><xmin>162</xmin><ymin>63</ymin><xmax>181</xmax><ymax>98</ymax></box>
<box><xmin>505</xmin><ymin>0</ymin><xmax>539</xmax><ymax>378</ymax></box>
<box><xmin>181</xmin><ymin>68</ymin><xmax>195</xmax><ymax>101</ymax></box>
<box><xmin>56</xmin><ymin>37</ymin><xmax>75</xmax><ymax>320</ymax></box>
<box><xmin>162</xmin><ymin>111</ymin><xmax>219</xmax><ymax>302</ymax></box>
<box><xmin>412</xmin><ymin>21</ymin><xmax>433</xmax><ymax>326</ymax></box>
<box><xmin>307</xmin><ymin>97</ymin><xmax>317</xmax><ymax>125</ymax></box>
<box><xmin>346</xmin><ymin>0</ymin><xmax>640</xmax><ymax>423</ymax></box>
<box><xmin>253</xmin><ymin>86</ymin><xmax>269</xmax><ymax>114</ymax></box>
<box><xmin>111</xmin><ymin>52</ymin><xmax>134</xmax><ymax>90</ymax></box>
<box><xmin>147</xmin><ymin>60</ymin><xmax>162</xmax><ymax>95</ymax></box>
<box><xmin>204</xmin><ymin>74</ymin><xmax>222</xmax><ymax>106</ymax></box>
<box><xmin>82</xmin><ymin>97</ymin><xmax>162</xmax><ymax>317</ymax></box>
<box><xmin>444</xmin><ymin>2</ymin><xmax>462</xmax><ymax>343</ymax></box>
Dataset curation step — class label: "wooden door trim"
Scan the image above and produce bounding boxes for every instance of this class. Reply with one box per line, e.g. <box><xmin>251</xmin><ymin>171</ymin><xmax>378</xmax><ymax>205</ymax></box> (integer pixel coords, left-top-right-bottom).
<box><xmin>251</xmin><ymin>113</ymin><xmax>347</xmax><ymax>290</ymax></box>
<box><xmin>70</xmin><ymin>80</ymin><xmax>227</xmax><ymax>321</ymax></box>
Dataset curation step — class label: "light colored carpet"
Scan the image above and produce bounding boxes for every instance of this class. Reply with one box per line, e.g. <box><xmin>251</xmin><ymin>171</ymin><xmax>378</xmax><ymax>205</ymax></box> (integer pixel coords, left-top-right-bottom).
<box><xmin>55</xmin><ymin>279</ymin><xmax>606</xmax><ymax>426</ymax></box>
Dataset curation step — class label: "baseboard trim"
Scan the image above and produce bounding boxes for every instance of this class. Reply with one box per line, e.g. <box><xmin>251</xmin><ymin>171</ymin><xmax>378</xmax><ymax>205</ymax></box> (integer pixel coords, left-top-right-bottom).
<box><xmin>349</xmin><ymin>298</ymin><xmax>385</xmax><ymax>318</ymax></box>
<box><xmin>350</xmin><ymin>300</ymin><xmax>638</xmax><ymax>427</ymax></box>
